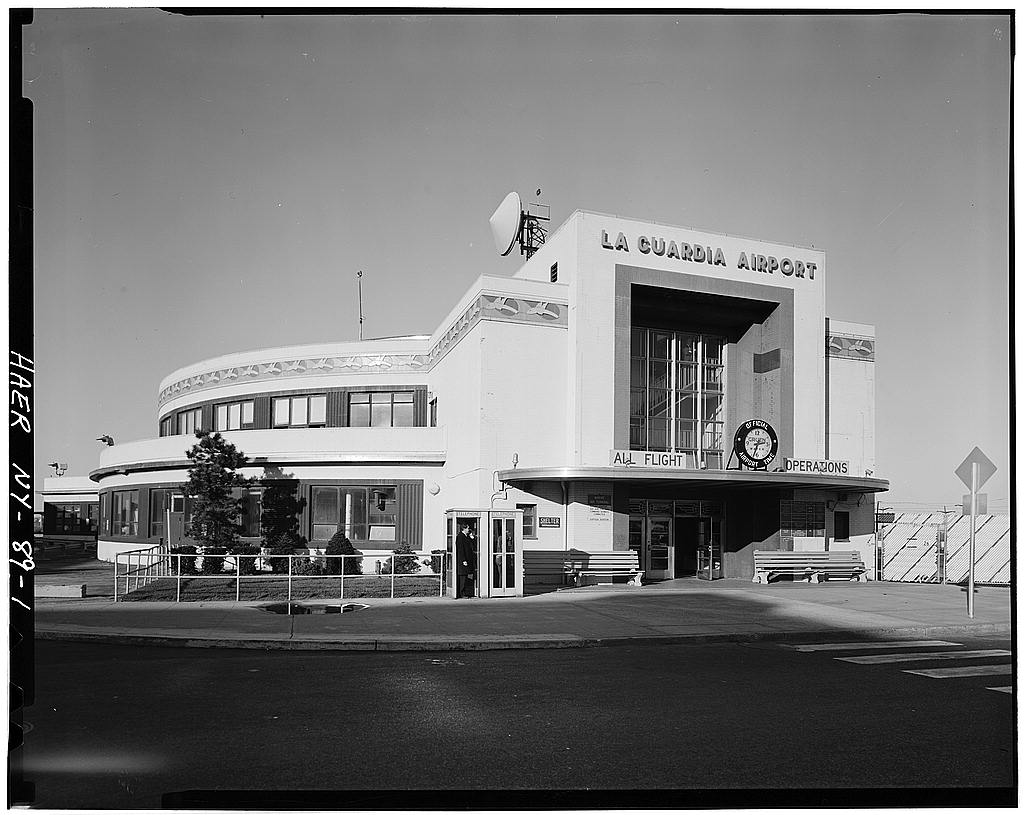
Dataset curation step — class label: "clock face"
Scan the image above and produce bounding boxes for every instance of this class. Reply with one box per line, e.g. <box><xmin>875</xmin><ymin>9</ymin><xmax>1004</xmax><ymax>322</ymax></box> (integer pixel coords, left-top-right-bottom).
<box><xmin>744</xmin><ymin>428</ymin><xmax>773</xmax><ymax>460</ymax></box>
<box><xmin>734</xmin><ymin>421</ymin><xmax>779</xmax><ymax>469</ymax></box>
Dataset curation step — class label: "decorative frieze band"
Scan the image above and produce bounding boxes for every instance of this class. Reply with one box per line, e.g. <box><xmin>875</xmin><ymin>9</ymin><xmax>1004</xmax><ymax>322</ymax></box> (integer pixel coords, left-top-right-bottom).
<box><xmin>158</xmin><ymin>294</ymin><xmax>568</xmax><ymax>405</ymax></box>
<box><xmin>827</xmin><ymin>333</ymin><xmax>875</xmax><ymax>362</ymax></box>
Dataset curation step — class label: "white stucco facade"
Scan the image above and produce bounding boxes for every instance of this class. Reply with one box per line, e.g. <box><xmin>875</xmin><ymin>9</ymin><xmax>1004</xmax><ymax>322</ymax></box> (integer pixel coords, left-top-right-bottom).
<box><xmin>87</xmin><ymin>207</ymin><xmax>885</xmax><ymax>587</ymax></box>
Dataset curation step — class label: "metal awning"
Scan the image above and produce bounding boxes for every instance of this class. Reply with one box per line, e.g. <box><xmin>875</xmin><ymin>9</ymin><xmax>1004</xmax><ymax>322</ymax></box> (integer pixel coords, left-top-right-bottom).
<box><xmin>497</xmin><ymin>466</ymin><xmax>889</xmax><ymax>493</ymax></box>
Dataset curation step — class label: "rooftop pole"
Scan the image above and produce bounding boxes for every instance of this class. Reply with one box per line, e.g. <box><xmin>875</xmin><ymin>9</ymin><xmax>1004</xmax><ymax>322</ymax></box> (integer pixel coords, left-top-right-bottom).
<box><xmin>357</xmin><ymin>270</ymin><xmax>364</xmax><ymax>341</ymax></box>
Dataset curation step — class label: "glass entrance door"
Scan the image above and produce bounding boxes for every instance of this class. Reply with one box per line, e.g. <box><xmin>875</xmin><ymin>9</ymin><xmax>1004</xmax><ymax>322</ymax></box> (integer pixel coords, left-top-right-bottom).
<box><xmin>646</xmin><ymin>515</ymin><xmax>674</xmax><ymax>580</ymax></box>
<box><xmin>447</xmin><ymin>512</ymin><xmax>482</xmax><ymax>598</ymax></box>
<box><xmin>490</xmin><ymin>515</ymin><xmax>517</xmax><ymax>597</ymax></box>
<box><xmin>628</xmin><ymin>513</ymin><xmax>674</xmax><ymax>581</ymax></box>
<box><xmin>697</xmin><ymin>517</ymin><xmax>723</xmax><ymax>580</ymax></box>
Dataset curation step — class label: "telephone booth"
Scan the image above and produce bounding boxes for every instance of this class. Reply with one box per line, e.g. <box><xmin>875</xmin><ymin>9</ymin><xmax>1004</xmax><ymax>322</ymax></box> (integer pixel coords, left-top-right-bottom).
<box><xmin>444</xmin><ymin>508</ymin><xmax>524</xmax><ymax>598</ymax></box>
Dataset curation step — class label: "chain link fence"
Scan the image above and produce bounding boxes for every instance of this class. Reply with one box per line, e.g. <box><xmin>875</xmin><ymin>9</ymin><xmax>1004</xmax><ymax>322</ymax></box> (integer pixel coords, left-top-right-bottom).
<box><xmin>879</xmin><ymin>512</ymin><xmax>1010</xmax><ymax>585</ymax></box>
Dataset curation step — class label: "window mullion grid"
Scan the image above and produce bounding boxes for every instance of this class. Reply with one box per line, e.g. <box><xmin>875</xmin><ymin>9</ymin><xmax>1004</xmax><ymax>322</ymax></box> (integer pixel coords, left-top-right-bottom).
<box><xmin>719</xmin><ymin>343</ymin><xmax>726</xmax><ymax>462</ymax></box>
<box><xmin>697</xmin><ymin>335</ymin><xmax>705</xmax><ymax>465</ymax></box>
<box><xmin>669</xmin><ymin>331</ymin><xmax>677</xmax><ymax>452</ymax></box>
<box><xmin>642</xmin><ymin>330</ymin><xmax>650</xmax><ymax>451</ymax></box>
<box><xmin>646</xmin><ymin>331</ymin><xmax>651</xmax><ymax>450</ymax></box>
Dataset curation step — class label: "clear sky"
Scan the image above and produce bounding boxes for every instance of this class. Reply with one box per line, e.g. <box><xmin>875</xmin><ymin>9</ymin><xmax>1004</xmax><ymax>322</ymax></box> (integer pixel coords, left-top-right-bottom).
<box><xmin>23</xmin><ymin>10</ymin><xmax>1011</xmax><ymax>510</ymax></box>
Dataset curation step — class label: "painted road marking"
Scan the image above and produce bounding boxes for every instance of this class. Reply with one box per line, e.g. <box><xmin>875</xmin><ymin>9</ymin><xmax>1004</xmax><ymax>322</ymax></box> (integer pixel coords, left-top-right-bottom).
<box><xmin>785</xmin><ymin>640</ymin><xmax>960</xmax><ymax>652</ymax></box>
<box><xmin>987</xmin><ymin>686</ymin><xmax>1013</xmax><ymax>694</ymax></box>
<box><xmin>903</xmin><ymin>664</ymin><xmax>1013</xmax><ymax>679</ymax></box>
<box><xmin>836</xmin><ymin>649</ymin><xmax>1011</xmax><ymax>664</ymax></box>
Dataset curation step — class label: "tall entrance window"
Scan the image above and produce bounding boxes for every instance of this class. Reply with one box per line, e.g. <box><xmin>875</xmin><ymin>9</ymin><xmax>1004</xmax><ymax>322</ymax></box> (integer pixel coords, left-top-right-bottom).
<box><xmin>630</xmin><ymin>327</ymin><xmax>725</xmax><ymax>468</ymax></box>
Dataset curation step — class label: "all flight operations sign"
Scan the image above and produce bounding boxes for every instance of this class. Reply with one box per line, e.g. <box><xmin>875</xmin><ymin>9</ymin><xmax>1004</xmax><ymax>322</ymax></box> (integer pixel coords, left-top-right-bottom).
<box><xmin>610</xmin><ymin>450</ymin><xmax>690</xmax><ymax>468</ymax></box>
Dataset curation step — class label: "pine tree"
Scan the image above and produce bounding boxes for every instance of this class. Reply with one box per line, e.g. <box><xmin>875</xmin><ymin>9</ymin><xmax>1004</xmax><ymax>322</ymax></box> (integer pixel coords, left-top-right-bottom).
<box><xmin>182</xmin><ymin>430</ymin><xmax>253</xmax><ymax>550</ymax></box>
<box><xmin>259</xmin><ymin>478</ymin><xmax>306</xmax><ymax>548</ymax></box>
<box><xmin>325</xmin><ymin>530</ymin><xmax>362</xmax><ymax>575</ymax></box>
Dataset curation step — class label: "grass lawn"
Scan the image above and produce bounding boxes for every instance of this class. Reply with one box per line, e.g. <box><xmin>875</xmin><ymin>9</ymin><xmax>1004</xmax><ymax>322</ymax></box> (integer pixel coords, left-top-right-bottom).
<box><xmin>121</xmin><ymin>574</ymin><xmax>445</xmax><ymax>602</ymax></box>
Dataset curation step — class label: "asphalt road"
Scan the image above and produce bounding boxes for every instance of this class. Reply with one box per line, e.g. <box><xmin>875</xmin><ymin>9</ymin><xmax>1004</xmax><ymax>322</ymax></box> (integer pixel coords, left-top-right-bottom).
<box><xmin>18</xmin><ymin>636</ymin><xmax>1015</xmax><ymax>809</ymax></box>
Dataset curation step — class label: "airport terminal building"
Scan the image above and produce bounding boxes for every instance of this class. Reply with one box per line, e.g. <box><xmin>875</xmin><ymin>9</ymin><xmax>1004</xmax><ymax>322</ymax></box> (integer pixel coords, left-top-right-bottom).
<box><xmin>87</xmin><ymin>209</ymin><xmax>887</xmax><ymax>594</ymax></box>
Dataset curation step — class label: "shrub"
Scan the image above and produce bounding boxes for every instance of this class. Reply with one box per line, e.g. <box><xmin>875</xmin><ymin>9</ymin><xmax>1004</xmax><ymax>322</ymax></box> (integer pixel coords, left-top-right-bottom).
<box><xmin>231</xmin><ymin>544</ymin><xmax>260</xmax><ymax>575</ymax></box>
<box><xmin>265</xmin><ymin>531</ymin><xmax>307</xmax><ymax>574</ymax></box>
<box><xmin>381</xmin><ymin>541</ymin><xmax>420</xmax><ymax>575</ymax></box>
<box><xmin>293</xmin><ymin>559</ymin><xmax>325</xmax><ymax>576</ymax></box>
<box><xmin>325</xmin><ymin>531</ymin><xmax>362</xmax><ymax>575</ymax></box>
<box><xmin>171</xmin><ymin>545</ymin><xmax>198</xmax><ymax>575</ymax></box>
<box><xmin>429</xmin><ymin>548</ymin><xmax>446</xmax><ymax>575</ymax></box>
<box><xmin>200</xmin><ymin>546</ymin><xmax>228</xmax><ymax>574</ymax></box>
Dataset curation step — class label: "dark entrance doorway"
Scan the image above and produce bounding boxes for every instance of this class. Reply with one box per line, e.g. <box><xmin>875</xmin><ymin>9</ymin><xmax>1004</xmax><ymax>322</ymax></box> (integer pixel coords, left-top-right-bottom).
<box><xmin>674</xmin><ymin>501</ymin><xmax>724</xmax><ymax>579</ymax></box>
<box><xmin>674</xmin><ymin>518</ymin><xmax>701</xmax><ymax>577</ymax></box>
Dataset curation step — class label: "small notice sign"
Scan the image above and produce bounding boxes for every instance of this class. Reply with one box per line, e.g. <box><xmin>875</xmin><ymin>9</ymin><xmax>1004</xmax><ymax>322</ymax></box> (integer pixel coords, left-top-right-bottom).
<box><xmin>539</xmin><ymin>517</ymin><xmax>561</xmax><ymax>528</ymax></box>
<box><xmin>962</xmin><ymin>493</ymin><xmax>988</xmax><ymax>515</ymax></box>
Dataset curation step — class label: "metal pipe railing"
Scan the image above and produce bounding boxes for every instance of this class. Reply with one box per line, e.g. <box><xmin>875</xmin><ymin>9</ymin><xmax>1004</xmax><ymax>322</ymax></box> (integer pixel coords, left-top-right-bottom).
<box><xmin>113</xmin><ymin>552</ymin><xmax>445</xmax><ymax>603</ymax></box>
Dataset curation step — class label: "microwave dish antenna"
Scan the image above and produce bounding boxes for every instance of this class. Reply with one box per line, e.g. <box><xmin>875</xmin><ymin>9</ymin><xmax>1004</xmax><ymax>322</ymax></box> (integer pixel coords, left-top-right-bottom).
<box><xmin>488</xmin><ymin>190</ymin><xmax>550</xmax><ymax>260</ymax></box>
<box><xmin>489</xmin><ymin>191</ymin><xmax>522</xmax><ymax>256</ymax></box>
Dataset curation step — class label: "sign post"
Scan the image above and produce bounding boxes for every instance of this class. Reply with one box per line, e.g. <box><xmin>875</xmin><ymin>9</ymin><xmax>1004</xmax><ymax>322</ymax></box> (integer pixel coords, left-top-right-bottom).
<box><xmin>954</xmin><ymin>447</ymin><xmax>997</xmax><ymax>618</ymax></box>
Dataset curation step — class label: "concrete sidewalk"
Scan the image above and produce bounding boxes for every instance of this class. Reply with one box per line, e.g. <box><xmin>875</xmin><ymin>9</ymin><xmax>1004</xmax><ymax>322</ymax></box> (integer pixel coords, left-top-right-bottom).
<box><xmin>33</xmin><ymin>576</ymin><xmax>1013</xmax><ymax>651</ymax></box>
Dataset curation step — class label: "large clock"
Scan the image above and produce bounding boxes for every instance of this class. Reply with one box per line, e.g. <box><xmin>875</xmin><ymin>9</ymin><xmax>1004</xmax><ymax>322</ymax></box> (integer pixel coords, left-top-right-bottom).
<box><xmin>734</xmin><ymin>420</ymin><xmax>779</xmax><ymax>470</ymax></box>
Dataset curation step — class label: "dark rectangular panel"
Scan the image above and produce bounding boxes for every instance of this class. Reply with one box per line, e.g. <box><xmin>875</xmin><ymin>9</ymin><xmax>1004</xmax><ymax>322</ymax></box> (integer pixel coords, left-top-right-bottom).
<box><xmin>138</xmin><ymin>486</ymin><xmax>153</xmax><ymax>541</ymax></box>
<box><xmin>753</xmin><ymin>348</ymin><xmax>781</xmax><ymax>373</ymax></box>
<box><xmin>397</xmin><ymin>481</ymin><xmax>423</xmax><ymax>549</ymax></box>
<box><xmin>414</xmin><ymin>388</ymin><xmax>428</xmax><ymax>427</ymax></box>
<box><xmin>328</xmin><ymin>390</ymin><xmax>346</xmax><ymax>427</ymax></box>
<box><xmin>42</xmin><ymin>503</ymin><xmax>56</xmax><ymax>534</ymax></box>
<box><xmin>253</xmin><ymin>396</ymin><xmax>272</xmax><ymax>429</ymax></box>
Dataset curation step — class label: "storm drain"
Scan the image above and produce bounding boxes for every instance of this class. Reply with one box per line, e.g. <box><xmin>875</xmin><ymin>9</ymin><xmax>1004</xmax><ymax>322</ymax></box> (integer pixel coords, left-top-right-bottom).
<box><xmin>262</xmin><ymin>602</ymin><xmax>370</xmax><ymax>615</ymax></box>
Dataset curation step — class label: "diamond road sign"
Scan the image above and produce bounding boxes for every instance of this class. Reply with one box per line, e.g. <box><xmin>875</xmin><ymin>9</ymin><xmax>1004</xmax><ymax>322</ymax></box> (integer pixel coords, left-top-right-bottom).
<box><xmin>955</xmin><ymin>447</ymin><xmax>997</xmax><ymax>490</ymax></box>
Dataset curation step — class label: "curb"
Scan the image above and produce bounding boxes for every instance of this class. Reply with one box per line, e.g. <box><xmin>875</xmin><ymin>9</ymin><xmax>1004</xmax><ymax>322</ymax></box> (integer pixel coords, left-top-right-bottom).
<box><xmin>35</xmin><ymin>630</ymin><xmax>588</xmax><ymax>651</ymax></box>
<box><xmin>35</xmin><ymin>621</ymin><xmax>1011</xmax><ymax>652</ymax></box>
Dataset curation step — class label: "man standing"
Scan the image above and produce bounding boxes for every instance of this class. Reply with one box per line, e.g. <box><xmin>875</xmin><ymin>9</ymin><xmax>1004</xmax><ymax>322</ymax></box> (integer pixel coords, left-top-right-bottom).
<box><xmin>455</xmin><ymin>522</ymin><xmax>475</xmax><ymax>598</ymax></box>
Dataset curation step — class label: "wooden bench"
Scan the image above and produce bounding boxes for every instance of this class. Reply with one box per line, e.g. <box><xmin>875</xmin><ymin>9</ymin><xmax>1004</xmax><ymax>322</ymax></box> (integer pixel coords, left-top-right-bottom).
<box><xmin>34</xmin><ymin>538</ymin><xmax>95</xmax><ymax>557</ymax></box>
<box><xmin>523</xmin><ymin>551</ymin><xmax>572</xmax><ymax>589</ymax></box>
<box><xmin>565</xmin><ymin>551</ymin><xmax>643</xmax><ymax>587</ymax></box>
<box><xmin>752</xmin><ymin>550</ymin><xmax>867</xmax><ymax>584</ymax></box>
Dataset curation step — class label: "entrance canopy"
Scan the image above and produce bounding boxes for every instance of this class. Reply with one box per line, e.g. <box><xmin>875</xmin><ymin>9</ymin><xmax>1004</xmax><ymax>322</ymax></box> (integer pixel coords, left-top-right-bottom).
<box><xmin>497</xmin><ymin>466</ymin><xmax>889</xmax><ymax>494</ymax></box>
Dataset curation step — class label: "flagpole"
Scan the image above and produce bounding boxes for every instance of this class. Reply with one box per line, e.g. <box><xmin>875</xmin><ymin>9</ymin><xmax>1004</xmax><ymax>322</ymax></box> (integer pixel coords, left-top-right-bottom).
<box><xmin>968</xmin><ymin>462</ymin><xmax>977</xmax><ymax>618</ymax></box>
<box><xmin>357</xmin><ymin>270</ymin><xmax>364</xmax><ymax>341</ymax></box>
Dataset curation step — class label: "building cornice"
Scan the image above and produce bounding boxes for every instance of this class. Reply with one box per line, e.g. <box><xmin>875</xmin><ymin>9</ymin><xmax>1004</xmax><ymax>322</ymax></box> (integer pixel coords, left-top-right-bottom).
<box><xmin>91</xmin><ymin>452</ymin><xmax>446</xmax><ymax>482</ymax></box>
<box><xmin>157</xmin><ymin>292</ymin><xmax>568</xmax><ymax>407</ymax></box>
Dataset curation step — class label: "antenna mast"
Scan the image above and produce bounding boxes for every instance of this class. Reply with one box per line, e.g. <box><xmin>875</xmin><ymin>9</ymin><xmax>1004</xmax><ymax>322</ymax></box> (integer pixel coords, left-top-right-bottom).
<box><xmin>357</xmin><ymin>270</ymin><xmax>364</xmax><ymax>341</ymax></box>
<box><xmin>520</xmin><ymin>188</ymin><xmax>549</xmax><ymax>260</ymax></box>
